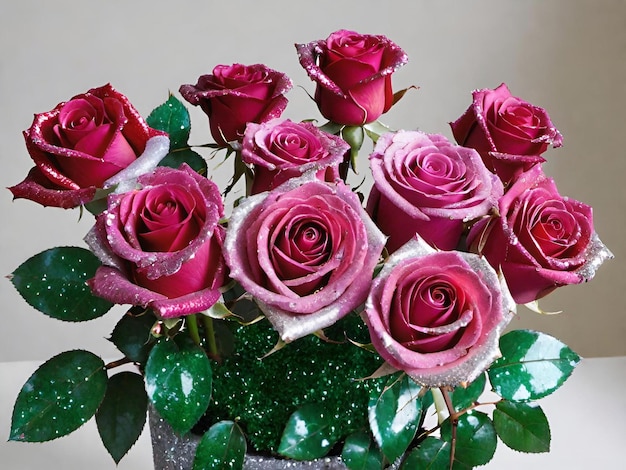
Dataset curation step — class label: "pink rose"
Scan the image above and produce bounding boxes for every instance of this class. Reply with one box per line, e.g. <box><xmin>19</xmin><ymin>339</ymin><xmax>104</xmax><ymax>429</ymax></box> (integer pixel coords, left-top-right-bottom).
<box><xmin>86</xmin><ymin>165</ymin><xmax>227</xmax><ymax>318</ymax></box>
<box><xmin>223</xmin><ymin>176</ymin><xmax>386</xmax><ymax>342</ymax></box>
<box><xmin>450</xmin><ymin>83</ymin><xmax>563</xmax><ymax>184</ymax></box>
<box><xmin>9</xmin><ymin>84</ymin><xmax>167</xmax><ymax>208</ymax></box>
<box><xmin>241</xmin><ymin>118</ymin><xmax>349</xmax><ymax>194</ymax></box>
<box><xmin>179</xmin><ymin>64</ymin><xmax>292</xmax><ymax>146</ymax></box>
<box><xmin>364</xmin><ymin>237</ymin><xmax>515</xmax><ymax>388</ymax></box>
<box><xmin>367</xmin><ymin>131</ymin><xmax>503</xmax><ymax>253</ymax></box>
<box><xmin>467</xmin><ymin>165</ymin><xmax>612</xmax><ymax>304</ymax></box>
<box><xmin>295</xmin><ymin>29</ymin><xmax>407</xmax><ymax>126</ymax></box>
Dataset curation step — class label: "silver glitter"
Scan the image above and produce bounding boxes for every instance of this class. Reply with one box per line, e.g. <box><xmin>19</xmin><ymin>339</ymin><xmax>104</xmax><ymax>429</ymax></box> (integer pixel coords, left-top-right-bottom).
<box><xmin>104</xmin><ymin>135</ymin><xmax>170</xmax><ymax>191</ymax></box>
<box><xmin>148</xmin><ymin>405</ymin><xmax>402</xmax><ymax>469</ymax></box>
<box><xmin>575</xmin><ymin>232</ymin><xmax>614</xmax><ymax>282</ymax></box>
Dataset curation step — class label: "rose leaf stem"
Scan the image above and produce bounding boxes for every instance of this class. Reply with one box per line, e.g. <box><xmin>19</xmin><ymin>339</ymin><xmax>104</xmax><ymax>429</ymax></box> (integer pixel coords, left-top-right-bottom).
<box><xmin>441</xmin><ymin>387</ymin><xmax>458</xmax><ymax>470</ymax></box>
<box><xmin>187</xmin><ymin>314</ymin><xmax>201</xmax><ymax>346</ymax></box>
<box><xmin>105</xmin><ymin>357</ymin><xmax>132</xmax><ymax>370</ymax></box>
<box><xmin>202</xmin><ymin>315</ymin><xmax>220</xmax><ymax>362</ymax></box>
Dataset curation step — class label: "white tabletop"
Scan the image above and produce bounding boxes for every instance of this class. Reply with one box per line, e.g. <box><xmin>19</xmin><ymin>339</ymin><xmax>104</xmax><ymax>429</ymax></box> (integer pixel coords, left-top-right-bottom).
<box><xmin>2</xmin><ymin>357</ymin><xmax>625</xmax><ymax>469</ymax></box>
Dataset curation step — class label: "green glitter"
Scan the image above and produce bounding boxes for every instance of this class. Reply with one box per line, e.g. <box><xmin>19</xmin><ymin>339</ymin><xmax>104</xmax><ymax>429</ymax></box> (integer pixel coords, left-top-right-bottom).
<box><xmin>196</xmin><ymin>312</ymin><xmax>384</xmax><ymax>454</ymax></box>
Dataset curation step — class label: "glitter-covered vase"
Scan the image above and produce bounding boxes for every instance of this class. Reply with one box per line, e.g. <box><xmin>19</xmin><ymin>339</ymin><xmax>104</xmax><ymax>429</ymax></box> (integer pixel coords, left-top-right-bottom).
<box><xmin>148</xmin><ymin>405</ymin><xmax>348</xmax><ymax>470</ymax></box>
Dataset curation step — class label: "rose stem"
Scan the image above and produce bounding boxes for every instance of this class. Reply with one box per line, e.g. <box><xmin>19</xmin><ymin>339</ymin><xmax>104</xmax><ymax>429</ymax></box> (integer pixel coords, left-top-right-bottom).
<box><xmin>441</xmin><ymin>387</ymin><xmax>458</xmax><ymax>469</ymax></box>
<box><xmin>202</xmin><ymin>315</ymin><xmax>220</xmax><ymax>362</ymax></box>
<box><xmin>186</xmin><ymin>314</ymin><xmax>201</xmax><ymax>346</ymax></box>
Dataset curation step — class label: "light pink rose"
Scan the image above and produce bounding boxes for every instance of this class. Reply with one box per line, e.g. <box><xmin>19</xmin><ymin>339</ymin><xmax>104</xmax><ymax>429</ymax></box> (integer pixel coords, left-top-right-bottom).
<box><xmin>86</xmin><ymin>165</ymin><xmax>227</xmax><ymax>318</ymax></box>
<box><xmin>9</xmin><ymin>84</ymin><xmax>167</xmax><ymax>208</ymax></box>
<box><xmin>223</xmin><ymin>175</ymin><xmax>386</xmax><ymax>342</ymax></box>
<box><xmin>467</xmin><ymin>165</ymin><xmax>612</xmax><ymax>304</ymax></box>
<box><xmin>179</xmin><ymin>64</ymin><xmax>292</xmax><ymax>146</ymax></box>
<box><xmin>367</xmin><ymin>131</ymin><xmax>503</xmax><ymax>252</ymax></box>
<box><xmin>241</xmin><ymin>118</ymin><xmax>348</xmax><ymax>194</ymax></box>
<box><xmin>295</xmin><ymin>29</ymin><xmax>407</xmax><ymax>126</ymax></box>
<box><xmin>364</xmin><ymin>237</ymin><xmax>515</xmax><ymax>387</ymax></box>
<box><xmin>450</xmin><ymin>83</ymin><xmax>563</xmax><ymax>184</ymax></box>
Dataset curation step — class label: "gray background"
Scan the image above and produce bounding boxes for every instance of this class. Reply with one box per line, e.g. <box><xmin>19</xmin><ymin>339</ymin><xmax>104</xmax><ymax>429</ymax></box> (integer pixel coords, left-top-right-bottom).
<box><xmin>1</xmin><ymin>0</ymin><xmax>624</xmax><ymax>364</ymax></box>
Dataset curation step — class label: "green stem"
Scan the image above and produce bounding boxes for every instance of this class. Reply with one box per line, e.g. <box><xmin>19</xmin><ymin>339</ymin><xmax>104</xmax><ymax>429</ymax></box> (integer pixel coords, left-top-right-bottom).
<box><xmin>187</xmin><ymin>314</ymin><xmax>201</xmax><ymax>346</ymax></box>
<box><xmin>202</xmin><ymin>315</ymin><xmax>220</xmax><ymax>362</ymax></box>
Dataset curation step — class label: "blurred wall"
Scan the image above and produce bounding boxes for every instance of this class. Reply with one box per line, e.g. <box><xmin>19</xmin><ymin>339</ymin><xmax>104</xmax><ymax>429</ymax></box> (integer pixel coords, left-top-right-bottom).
<box><xmin>1</xmin><ymin>0</ymin><xmax>624</xmax><ymax>361</ymax></box>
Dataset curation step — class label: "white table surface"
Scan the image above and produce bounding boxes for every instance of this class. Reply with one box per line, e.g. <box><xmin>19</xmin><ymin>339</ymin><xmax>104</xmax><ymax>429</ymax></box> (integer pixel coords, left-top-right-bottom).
<box><xmin>2</xmin><ymin>357</ymin><xmax>625</xmax><ymax>469</ymax></box>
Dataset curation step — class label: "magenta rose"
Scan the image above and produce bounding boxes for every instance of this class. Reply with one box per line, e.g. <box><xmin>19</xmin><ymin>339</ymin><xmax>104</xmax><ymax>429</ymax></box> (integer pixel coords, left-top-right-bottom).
<box><xmin>9</xmin><ymin>84</ymin><xmax>168</xmax><ymax>208</ymax></box>
<box><xmin>467</xmin><ymin>165</ymin><xmax>612</xmax><ymax>304</ymax></box>
<box><xmin>241</xmin><ymin>118</ymin><xmax>349</xmax><ymax>194</ymax></box>
<box><xmin>179</xmin><ymin>64</ymin><xmax>292</xmax><ymax>146</ymax></box>
<box><xmin>364</xmin><ymin>236</ymin><xmax>514</xmax><ymax>387</ymax></box>
<box><xmin>223</xmin><ymin>175</ymin><xmax>386</xmax><ymax>342</ymax></box>
<box><xmin>86</xmin><ymin>164</ymin><xmax>227</xmax><ymax>318</ymax></box>
<box><xmin>450</xmin><ymin>83</ymin><xmax>563</xmax><ymax>184</ymax></box>
<box><xmin>367</xmin><ymin>131</ymin><xmax>503</xmax><ymax>253</ymax></box>
<box><xmin>295</xmin><ymin>29</ymin><xmax>408</xmax><ymax>126</ymax></box>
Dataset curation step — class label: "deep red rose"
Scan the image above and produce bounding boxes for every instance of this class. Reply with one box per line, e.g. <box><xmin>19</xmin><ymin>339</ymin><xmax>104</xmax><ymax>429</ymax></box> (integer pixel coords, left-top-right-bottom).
<box><xmin>9</xmin><ymin>84</ymin><xmax>167</xmax><ymax>208</ymax></box>
<box><xmin>86</xmin><ymin>165</ymin><xmax>227</xmax><ymax>318</ymax></box>
<box><xmin>296</xmin><ymin>29</ymin><xmax>407</xmax><ymax>126</ymax></box>
<box><xmin>179</xmin><ymin>64</ymin><xmax>292</xmax><ymax>146</ymax></box>
<box><xmin>450</xmin><ymin>83</ymin><xmax>562</xmax><ymax>185</ymax></box>
<box><xmin>467</xmin><ymin>165</ymin><xmax>612</xmax><ymax>304</ymax></box>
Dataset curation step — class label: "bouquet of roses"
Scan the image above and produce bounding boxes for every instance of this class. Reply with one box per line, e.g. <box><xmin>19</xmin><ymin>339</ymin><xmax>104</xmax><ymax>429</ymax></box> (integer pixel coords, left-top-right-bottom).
<box><xmin>7</xmin><ymin>29</ymin><xmax>612</xmax><ymax>469</ymax></box>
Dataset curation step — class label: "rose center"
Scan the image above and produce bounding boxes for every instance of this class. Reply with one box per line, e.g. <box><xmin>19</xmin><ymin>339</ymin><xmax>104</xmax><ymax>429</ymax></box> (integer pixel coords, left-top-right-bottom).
<box><xmin>389</xmin><ymin>276</ymin><xmax>466</xmax><ymax>353</ymax></box>
<box><xmin>135</xmin><ymin>186</ymin><xmax>202</xmax><ymax>252</ymax></box>
<box><xmin>288</xmin><ymin>221</ymin><xmax>329</xmax><ymax>262</ymax></box>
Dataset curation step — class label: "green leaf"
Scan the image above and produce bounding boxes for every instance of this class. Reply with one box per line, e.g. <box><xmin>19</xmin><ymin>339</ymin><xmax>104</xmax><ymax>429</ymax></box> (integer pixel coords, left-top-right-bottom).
<box><xmin>368</xmin><ymin>374</ymin><xmax>422</xmax><ymax>462</ymax></box>
<box><xmin>318</xmin><ymin>120</ymin><xmax>344</xmax><ymax>135</ymax></box>
<box><xmin>10</xmin><ymin>247</ymin><xmax>114</xmax><ymax>321</ymax></box>
<box><xmin>441</xmin><ymin>411</ymin><xmax>497</xmax><ymax>468</ymax></box>
<box><xmin>451</xmin><ymin>373</ymin><xmax>487</xmax><ymax>411</ymax></box>
<box><xmin>147</xmin><ymin>94</ymin><xmax>191</xmax><ymax>149</ymax></box>
<box><xmin>341</xmin><ymin>125</ymin><xmax>365</xmax><ymax>172</ymax></box>
<box><xmin>109</xmin><ymin>309</ymin><xmax>157</xmax><ymax>364</ymax></box>
<box><xmin>400</xmin><ymin>437</ymin><xmax>450</xmax><ymax>470</ymax></box>
<box><xmin>493</xmin><ymin>401</ymin><xmax>550</xmax><ymax>453</ymax></box>
<box><xmin>278</xmin><ymin>403</ymin><xmax>338</xmax><ymax>460</ymax></box>
<box><xmin>391</xmin><ymin>85</ymin><xmax>418</xmax><ymax>107</ymax></box>
<box><xmin>223</xmin><ymin>152</ymin><xmax>252</xmax><ymax>197</ymax></box>
<box><xmin>488</xmin><ymin>330</ymin><xmax>581</xmax><ymax>402</ymax></box>
<box><xmin>158</xmin><ymin>148</ymin><xmax>208</xmax><ymax>175</ymax></box>
<box><xmin>10</xmin><ymin>350</ymin><xmax>107</xmax><ymax>442</ymax></box>
<box><xmin>363</xmin><ymin>121</ymin><xmax>392</xmax><ymax>144</ymax></box>
<box><xmin>96</xmin><ymin>372</ymin><xmax>148</xmax><ymax>463</ymax></box>
<box><xmin>144</xmin><ymin>335</ymin><xmax>212</xmax><ymax>434</ymax></box>
<box><xmin>341</xmin><ymin>431</ymin><xmax>383</xmax><ymax>470</ymax></box>
<box><xmin>193</xmin><ymin>420</ymin><xmax>247</xmax><ymax>470</ymax></box>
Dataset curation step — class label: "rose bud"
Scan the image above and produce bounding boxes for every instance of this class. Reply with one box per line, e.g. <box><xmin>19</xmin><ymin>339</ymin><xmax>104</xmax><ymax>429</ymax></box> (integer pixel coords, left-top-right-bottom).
<box><xmin>450</xmin><ymin>83</ymin><xmax>563</xmax><ymax>185</ymax></box>
<box><xmin>241</xmin><ymin>118</ymin><xmax>349</xmax><ymax>194</ymax></box>
<box><xmin>9</xmin><ymin>84</ymin><xmax>168</xmax><ymax>209</ymax></box>
<box><xmin>85</xmin><ymin>164</ymin><xmax>227</xmax><ymax>319</ymax></box>
<box><xmin>367</xmin><ymin>131</ymin><xmax>503</xmax><ymax>253</ymax></box>
<box><xmin>364</xmin><ymin>236</ymin><xmax>515</xmax><ymax>388</ymax></box>
<box><xmin>295</xmin><ymin>29</ymin><xmax>408</xmax><ymax>126</ymax></box>
<box><xmin>179</xmin><ymin>63</ymin><xmax>292</xmax><ymax>146</ymax></box>
<box><xmin>467</xmin><ymin>165</ymin><xmax>613</xmax><ymax>304</ymax></box>
<box><xmin>223</xmin><ymin>174</ymin><xmax>386</xmax><ymax>342</ymax></box>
